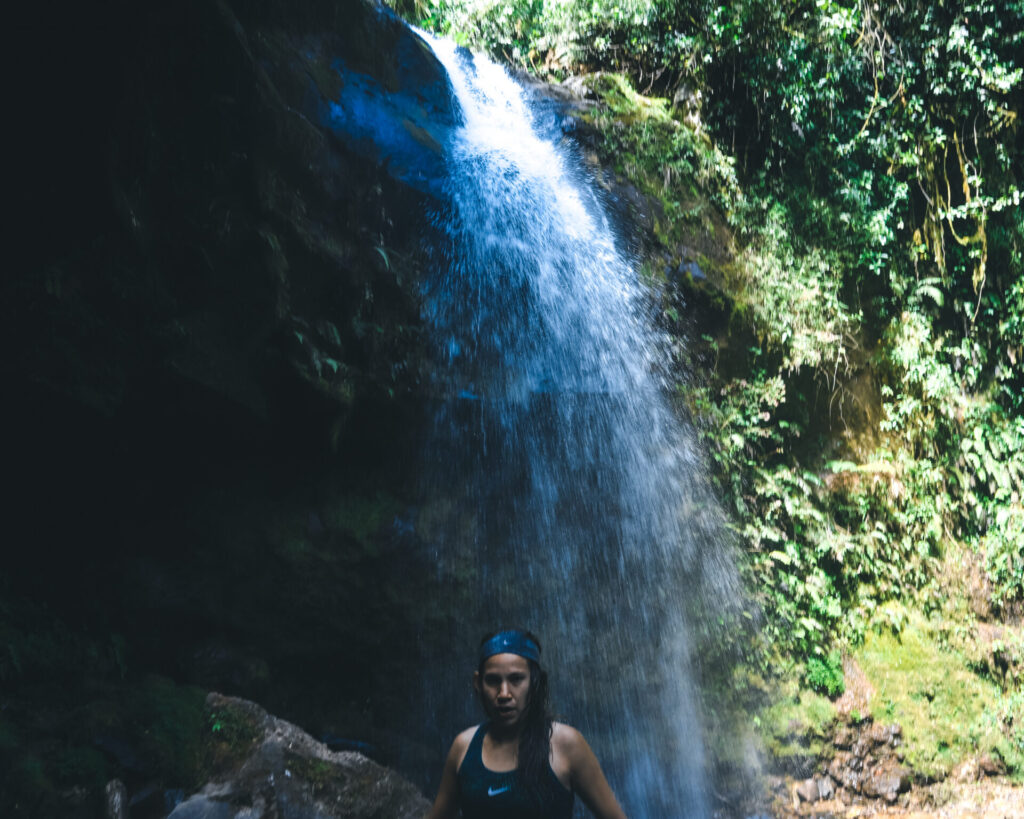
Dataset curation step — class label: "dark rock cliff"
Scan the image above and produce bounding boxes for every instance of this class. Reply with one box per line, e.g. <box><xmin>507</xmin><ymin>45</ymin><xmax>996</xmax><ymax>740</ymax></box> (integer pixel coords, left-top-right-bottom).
<box><xmin>3</xmin><ymin>1</ymin><xmax>458</xmax><ymax>813</ymax></box>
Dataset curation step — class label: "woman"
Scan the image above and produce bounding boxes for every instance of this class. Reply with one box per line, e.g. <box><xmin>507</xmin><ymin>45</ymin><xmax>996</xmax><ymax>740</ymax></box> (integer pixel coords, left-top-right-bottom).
<box><xmin>427</xmin><ymin>629</ymin><xmax>628</xmax><ymax>819</ymax></box>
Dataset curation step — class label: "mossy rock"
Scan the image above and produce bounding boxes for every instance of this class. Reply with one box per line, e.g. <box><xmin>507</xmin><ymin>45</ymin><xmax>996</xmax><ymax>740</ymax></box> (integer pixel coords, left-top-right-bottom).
<box><xmin>856</xmin><ymin>610</ymin><xmax>1018</xmax><ymax>780</ymax></box>
<box><xmin>756</xmin><ymin>682</ymin><xmax>837</xmax><ymax>774</ymax></box>
<box><xmin>204</xmin><ymin>698</ymin><xmax>262</xmax><ymax>778</ymax></box>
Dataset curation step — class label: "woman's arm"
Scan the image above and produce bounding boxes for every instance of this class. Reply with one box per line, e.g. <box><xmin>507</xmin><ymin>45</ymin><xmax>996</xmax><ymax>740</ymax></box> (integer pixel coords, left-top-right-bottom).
<box><xmin>557</xmin><ymin>726</ymin><xmax>628</xmax><ymax>819</ymax></box>
<box><xmin>425</xmin><ymin>728</ymin><xmax>473</xmax><ymax>819</ymax></box>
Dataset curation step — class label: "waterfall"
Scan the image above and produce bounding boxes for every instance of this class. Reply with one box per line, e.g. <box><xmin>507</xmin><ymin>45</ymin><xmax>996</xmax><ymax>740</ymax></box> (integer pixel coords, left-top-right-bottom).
<box><xmin>413</xmin><ymin>33</ymin><xmax>743</xmax><ymax>818</ymax></box>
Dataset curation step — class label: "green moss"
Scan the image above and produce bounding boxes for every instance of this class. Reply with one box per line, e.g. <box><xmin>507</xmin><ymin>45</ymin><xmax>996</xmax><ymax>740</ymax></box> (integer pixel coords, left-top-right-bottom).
<box><xmin>581</xmin><ymin>73</ymin><xmax>673</xmax><ymax>123</ymax></box>
<box><xmin>576</xmin><ymin>72</ymin><xmax>739</xmax><ymax>243</ymax></box>
<box><xmin>755</xmin><ymin>678</ymin><xmax>836</xmax><ymax>768</ymax></box>
<box><xmin>856</xmin><ymin>612</ymin><xmax>1012</xmax><ymax>779</ymax></box>
<box><xmin>0</xmin><ymin>716</ymin><xmax>18</xmax><ymax>755</ymax></box>
<box><xmin>204</xmin><ymin>700</ymin><xmax>262</xmax><ymax>777</ymax></box>
<box><xmin>285</xmin><ymin>752</ymin><xmax>343</xmax><ymax>793</ymax></box>
<box><xmin>1</xmin><ymin>754</ymin><xmax>64</xmax><ymax>817</ymax></box>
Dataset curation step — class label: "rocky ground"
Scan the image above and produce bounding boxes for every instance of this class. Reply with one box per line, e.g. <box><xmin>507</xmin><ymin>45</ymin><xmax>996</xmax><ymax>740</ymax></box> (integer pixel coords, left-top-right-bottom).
<box><xmin>86</xmin><ymin>690</ymin><xmax>1022</xmax><ymax>819</ymax></box>
<box><xmin>753</xmin><ymin>660</ymin><xmax>1023</xmax><ymax>819</ymax></box>
<box><xmin>102</xmin><ymin>693</ymin><xmax>430</xmax><ymax>819</ymax></box>
<box><xmin>769</xmin><ymin>779</ymin><xmax>1024</xmax><ymax>819</ymax></box>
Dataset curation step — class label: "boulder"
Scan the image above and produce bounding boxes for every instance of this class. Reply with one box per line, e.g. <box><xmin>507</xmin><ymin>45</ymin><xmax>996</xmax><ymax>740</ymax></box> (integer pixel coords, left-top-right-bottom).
<box><xmin>867</xmin><ymin>722</ymin><xmax>901</xmax><ymax>748</ymax></box>
<box><xmin>828</xmin><ymin>751</ymin><xmax>863</xmax><ymax>792</ymax></box>
<box><xmin>104</xmin><ymin>779</ymin><xmax>128</xmax><ymax>819</ymax></box>
<box><xmin>172</xmin><ymin>693</ymin><xmax>430</xmax><ymax>819</ymax></box>
<box><xmin>861</xmin><ymin>758</ymin><xmax>910</xmax><ymax>802</ymax></box>
<box><xmin>815</xmin><ymin>775</ymin><xmax>835</xmax><ymax>801</ymax></box>
<box><xmin>794</xmin><ymin>778</ymin><xmax>819</xmax><ymax>803</ymax></box>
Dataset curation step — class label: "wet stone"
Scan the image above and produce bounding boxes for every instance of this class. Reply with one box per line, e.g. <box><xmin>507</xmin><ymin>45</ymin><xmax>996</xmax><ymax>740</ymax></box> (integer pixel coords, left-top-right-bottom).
<box><xmin>832</xmin><ymin>727</ymin><xmax>856</xmax><ymax>749</ymax></box>
<box><xmin>828</xmin><ymin>752</ymin><xmax>863</xmax><ymax>792</ymax></box>
<box><xmin>868</xmin><ymin>722</ymin><xmax>901</xmax><ymax>747</ymax></box>
<box><xmin>861</xmin><ymin>759</ymin><xmax>911</xmax><ymax>802</ymax></box>
<box><xmin>852</xmin><ymin>736</ymin><xmax>872</xmax><ymax>759</ymax></box>
<box><xmin>167</xmin><ymin>795</ymin><xmax>234</xmax><ymax>819</ymax></box>
<box><xmin>105</xmin><ymin>779</ymin><xmax>127</xmax><ymax>819</ymax></box>
<box><xmin>795</xmin><ymin>778</ymin><xmax>820</xmax><ymax>803</ymax></box>
<box><xmin>815</xmin><ymin>775</ymin><xmax>836</xmax><ymax>801</ymax></box>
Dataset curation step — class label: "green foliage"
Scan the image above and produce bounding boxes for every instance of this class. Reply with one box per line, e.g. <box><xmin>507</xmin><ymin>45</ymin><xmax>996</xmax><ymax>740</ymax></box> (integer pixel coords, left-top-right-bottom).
<box><xmin>981</xmin><ymin>502</ymin><xmax>1024</xmax><ymax>610</ymax></box>
<box><xmin>415</xmin><ymin>0</ymin><xmax>545</xmax><ymax>62</ymax></box>
<box><xmin>878</xmin><ymin>311</ymin><xmax>1024</xmax><ymax>610</ymax></box>
<box><xmin>990</xmin><ymin>689</ymin><xmax>1024</xmax><ymax>778</ymax></box>
<box><xmin>574</xmin><ymin>71</ymin><xmax>740</xmax><ymax>221</ymax></box>
<box><xmin>398</xmin><ymin>0</ymin><xmax>1024</xmax><ymax>777</ymax></box>
<box><xmin>729</xmin><ymin>195</ymin><xmax>859</xmax><ymax>371</ymax></box>
<box><xmin>804</xmin><ymin>651</ymin><xmax>845</xmax><ymax>698</ymax></box>
<box><xmin>857</xmin><ymin>613</ymin><xmax>1018</xmax><ymax>778</ymax></box>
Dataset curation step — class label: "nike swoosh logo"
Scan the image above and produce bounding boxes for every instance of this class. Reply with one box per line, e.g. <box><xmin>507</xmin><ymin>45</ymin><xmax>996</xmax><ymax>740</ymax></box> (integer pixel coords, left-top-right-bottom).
<box><xmin>488</xmin><ymin>785</ymin><xmax>510</xmax><ymax>796</ymax></box>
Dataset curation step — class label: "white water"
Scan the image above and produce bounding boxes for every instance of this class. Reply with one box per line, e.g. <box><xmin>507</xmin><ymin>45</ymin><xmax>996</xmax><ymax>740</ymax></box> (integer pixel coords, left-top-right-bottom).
<box><xmin>415</xmin><ymin>34</ymin><xmax>742</xmax><ymax>817</ymax></box>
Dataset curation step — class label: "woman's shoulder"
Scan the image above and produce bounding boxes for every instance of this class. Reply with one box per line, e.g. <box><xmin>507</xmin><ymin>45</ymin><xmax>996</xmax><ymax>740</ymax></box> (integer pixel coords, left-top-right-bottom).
<box><xmin>452</xmin><ymin>723</ymin><xmax>483</xmax><ymax>751</ymax></box>
<box><xmin>447</xmin><ymin>723</ymin><xmax>483</xmax><ymax>770</ymax></box>
<box><xmin>550</xmin><ymin>722</ymin><xmax>588</xmax><ymax>753</ymax></box>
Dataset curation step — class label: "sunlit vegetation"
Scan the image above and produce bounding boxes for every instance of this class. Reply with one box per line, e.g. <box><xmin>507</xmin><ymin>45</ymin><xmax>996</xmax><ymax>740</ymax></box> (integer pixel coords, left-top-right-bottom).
<box><xmin>396</xmin><ymin>0</ymin><xmax>1024</xmax><ymax>778</ymax></box>
<box><xmin>857</xmin><ymin>609</ymin><xmax>1023</xmax><ymax>779</ymax></box>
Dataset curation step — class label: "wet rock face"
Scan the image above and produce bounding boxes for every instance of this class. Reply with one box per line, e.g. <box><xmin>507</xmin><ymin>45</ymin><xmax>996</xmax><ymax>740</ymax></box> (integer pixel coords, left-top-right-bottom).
<box><xmin>10</xmin><ymin>0</ymin><xmax>455</xmax><ymax>446</ymax></box>
<box><xmin>860</xmin><ymin>758</ymin><xmax>911</xmax><ymax>802</ymax></box>
<box><xmin>787</xmin><ymin>719</ymin><xmax>911</xmax><ymax>808</ymax></box>
<box><xmin>4</xmin><ymin>0</ymin><xmax>454</xmax><ymax>798</ymax></box>
<box><xmin>169</xmin><ymin>693</ymin><xmax>430</xmax><ymax>819</ymax></box>
<box><xmin>7</xmin><ymin>6</ymin><xmax>447</xmax><ymax>546</ymax></box>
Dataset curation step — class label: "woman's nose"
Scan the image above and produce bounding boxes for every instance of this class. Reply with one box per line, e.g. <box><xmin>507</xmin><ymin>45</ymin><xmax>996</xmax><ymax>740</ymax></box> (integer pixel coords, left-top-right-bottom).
<box><xmin>498</xmin><ymin>682</ymin><xmax>511</xmax><ymax>698</ymax></box>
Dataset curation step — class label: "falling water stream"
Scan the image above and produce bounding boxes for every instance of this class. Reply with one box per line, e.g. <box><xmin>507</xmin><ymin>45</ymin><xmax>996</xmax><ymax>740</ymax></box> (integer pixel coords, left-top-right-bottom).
<box><xmin>412</xmin><ymin>33</ymin><xmax>743</xmax><ymax>818</ymax></box>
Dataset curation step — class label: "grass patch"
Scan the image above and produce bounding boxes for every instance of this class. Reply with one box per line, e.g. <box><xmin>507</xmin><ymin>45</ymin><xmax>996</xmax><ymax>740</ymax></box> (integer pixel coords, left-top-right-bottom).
<box><xmin>856</xmin><ymin>612</ymin><xmax>1010</xmax><ymax>780</ymax></box>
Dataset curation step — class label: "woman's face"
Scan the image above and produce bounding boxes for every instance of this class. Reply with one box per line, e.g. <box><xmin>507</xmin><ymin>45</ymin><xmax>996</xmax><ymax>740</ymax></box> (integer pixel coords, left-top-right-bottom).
<box><xmin>474</xmin><ymin>653</ymin><xmax>531</xmax><ymax>727</ymax></box>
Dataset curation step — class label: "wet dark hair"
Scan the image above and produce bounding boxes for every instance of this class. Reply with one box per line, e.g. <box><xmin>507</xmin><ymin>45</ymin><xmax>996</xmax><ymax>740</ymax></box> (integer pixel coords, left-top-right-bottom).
<box><xmin>477</xmin><ymin>629</ymin><xmax>556</xmax><ymax>808</ymax></box>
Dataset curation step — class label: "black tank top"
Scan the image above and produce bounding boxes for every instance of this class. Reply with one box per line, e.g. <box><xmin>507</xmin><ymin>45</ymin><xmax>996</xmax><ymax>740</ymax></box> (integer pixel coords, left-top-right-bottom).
<box><xmin>457</xmin><ymin>723</ymin><xmax>574</xmax><ymax>819</ymax></box>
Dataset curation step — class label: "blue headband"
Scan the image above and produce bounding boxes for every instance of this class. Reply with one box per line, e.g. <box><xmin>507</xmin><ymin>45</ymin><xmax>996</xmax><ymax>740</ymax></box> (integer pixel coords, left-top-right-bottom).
<box><xmin>479</xmin><ymin>631</ymin><xmax>541</xmax><ymax>665</ymax></box>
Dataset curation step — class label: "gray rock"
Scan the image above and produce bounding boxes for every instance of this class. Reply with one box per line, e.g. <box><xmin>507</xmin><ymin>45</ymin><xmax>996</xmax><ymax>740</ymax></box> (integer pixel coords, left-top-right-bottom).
<box><xmin>861</xmin><ymin>759</ymin><xmax>911</xmax><ymax>802</ymax></box>
<box><xmin>105</xmin><ymin>779</ymin><xmax>128</xmax><ymax>819</ymax></box>
<box><xmin>868</xmin><ymin>722</ymin><xmax>901</xmax><ymax>747</ymax></box>
<box><xmin>815</xmin><ymin>775</ymin><xmax>835</xmax><ymax>800</ymax></box>
<box><xmin>176</xmin><ymin>693</ymin><xmax>430</xmax><ymax>819</ymax></box>
<box><xmin>828</xmin><ymin>752</ymin><xmax>862</xmax><ymax>792</ymax></box>
<box><xmin>168</xmin><ymin>795</ymin><xmax>235</xmax><ymax>819</ymax></box>
<box><xmin>795</xmin><ymin>778</ymin><xmax>819</xmax><ymax>802</ymax></box>
<box><xmin>560</xmin><ymin>76</ymin><xmax>596</xmax><ymax>101</ymax></box>
<box><xmin>832</xmin><ymin>726</ymin><xmax>856</xmax><ymax>749</ymax></box>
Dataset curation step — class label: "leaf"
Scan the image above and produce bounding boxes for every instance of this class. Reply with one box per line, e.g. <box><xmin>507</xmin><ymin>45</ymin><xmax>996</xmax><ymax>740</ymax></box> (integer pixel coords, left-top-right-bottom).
<box><xmin>799</xmin><ymin>616</ymin><xmax>823</xmax><ymax>633</ymax></box>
